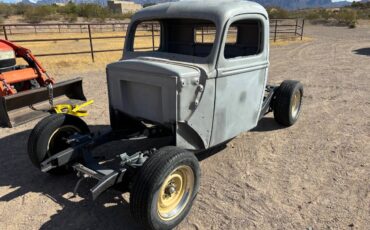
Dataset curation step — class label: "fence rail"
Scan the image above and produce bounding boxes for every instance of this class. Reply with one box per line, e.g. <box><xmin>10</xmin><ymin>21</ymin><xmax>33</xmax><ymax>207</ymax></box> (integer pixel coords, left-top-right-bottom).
<box><xmin>270</xmin><ymin>18</ymin><xmax>305</xmax><ymax>42</ymax></box>
<box><xmin>0</xmin><ymin>19</ymin><xmax>304</xmax><ymax>62</ymax></box>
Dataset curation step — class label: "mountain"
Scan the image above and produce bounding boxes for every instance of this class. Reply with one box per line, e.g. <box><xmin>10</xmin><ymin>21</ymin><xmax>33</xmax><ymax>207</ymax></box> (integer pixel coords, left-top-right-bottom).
<box><xmin>129</xmin><ymin>0</ymin><xmax>352</xmax><ymax>9</ymax></box>
<box><xmin>253</xmin><ymin>0</ymin><xmax>331</xmax><ymax>9</ymax></box>
<box><xmin>36</xmin><ymin>0</ymin><xmax>107</xmax><ymax>5</ymax></box>
<box><xmin>20</xmin><ymin>0</ymin><xmax>36</xmax><ymax>3</ymax></box>
<box><xmin>12</xmin><ymin>0</ymin><xmax>355</xmax><ymax>9</ymax></box>
<box><xmin>251</xmin><ymin>0</ymin><xmax>353</xmax><ymax>9</ymax></box>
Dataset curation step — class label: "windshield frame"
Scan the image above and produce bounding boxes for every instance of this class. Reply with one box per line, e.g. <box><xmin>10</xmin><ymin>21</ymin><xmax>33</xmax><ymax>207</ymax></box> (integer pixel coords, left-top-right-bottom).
<box><xmin>123</xmin><ymin>18</ymin><xmax>221</xmax><ymax>66</ymax></box>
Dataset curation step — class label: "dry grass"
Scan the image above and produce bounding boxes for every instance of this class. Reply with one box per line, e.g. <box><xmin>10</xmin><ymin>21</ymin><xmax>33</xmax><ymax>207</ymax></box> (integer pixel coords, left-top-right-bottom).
<box><xmin>10</xmin><ymin>30</ymin><xmax>310</xmax><ymax>79</ymax></box>
<box><xmin>11</xmin><ymin>31</ymin><xmax>158</xmax><ymax>78</ymax></box>
<box><xmin>271</xmin><ymin>36</ymin><xmax>313</xmax><ymax>47</ymax></box>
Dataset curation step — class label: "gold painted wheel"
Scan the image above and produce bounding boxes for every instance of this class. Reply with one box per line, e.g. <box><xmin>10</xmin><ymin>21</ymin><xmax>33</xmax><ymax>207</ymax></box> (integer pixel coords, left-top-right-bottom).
<box><xmin>157</xmin><ymin>165</ymin><xmax>195</xmax><ymax>221</ymax></box>
<box><xmin>291</xmin><ymin>90</ymin><xmax>302</xmax><ymax>119</ymax></box>
<box><xmin>130</xmin><ymin>147</ymin><xmax>200</xmax><ymax>229</ymax></box>
<box><xmin>273</xmin><ymin>80</ymin><xmax>303</xmax><ymax>126</ymax></box>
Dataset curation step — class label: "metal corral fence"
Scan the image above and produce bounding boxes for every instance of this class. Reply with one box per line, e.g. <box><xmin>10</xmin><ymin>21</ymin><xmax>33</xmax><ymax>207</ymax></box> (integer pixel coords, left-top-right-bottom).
<box><xmin>0</xmin><ymin>19</ymin><xmax>304</xmax><ymax>62</ymax></box>
<box><xmin>271</xmin><ymin>18</ymin><xmax>305</xmax><ymax>42</ymax></box>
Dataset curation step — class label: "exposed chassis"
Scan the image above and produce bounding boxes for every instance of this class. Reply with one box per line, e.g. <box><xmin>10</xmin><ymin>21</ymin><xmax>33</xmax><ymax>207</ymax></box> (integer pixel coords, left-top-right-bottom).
<box><xmin>39</xmin><ymin>85</ymin><xmax>277</xmax><ymax>200</ymax></box>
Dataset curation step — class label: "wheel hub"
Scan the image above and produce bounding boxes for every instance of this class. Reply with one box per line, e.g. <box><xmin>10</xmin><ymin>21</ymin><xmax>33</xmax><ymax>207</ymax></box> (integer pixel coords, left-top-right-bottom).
<box><xmin>165</xmin><ymin>182</ymin><xmax>177</xmax><ymax>196</ymax></box>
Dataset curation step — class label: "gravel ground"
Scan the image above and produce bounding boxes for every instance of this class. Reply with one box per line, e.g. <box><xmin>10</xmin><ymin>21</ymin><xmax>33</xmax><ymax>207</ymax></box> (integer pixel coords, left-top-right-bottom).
<box><xmin>0</xmin><ymin>24</ymin><xmax>369</xmax><ymax>230</ymax></box>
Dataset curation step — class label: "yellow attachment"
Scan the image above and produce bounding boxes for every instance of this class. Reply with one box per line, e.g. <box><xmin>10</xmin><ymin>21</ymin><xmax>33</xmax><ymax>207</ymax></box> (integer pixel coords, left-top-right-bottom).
<box><xmin>53</xmin><ymin>100</ymin><xmax>94</xmax><ymax>117</ymax></box>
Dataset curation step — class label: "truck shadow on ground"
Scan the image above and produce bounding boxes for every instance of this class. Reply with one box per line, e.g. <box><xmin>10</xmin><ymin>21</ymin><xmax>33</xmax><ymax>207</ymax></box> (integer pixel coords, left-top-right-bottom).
<box><xmin>251</xmin><ymin>117</ymin><xmax>285</xmax><ymax>132</ymax></box>
<box><xmin>352</xmin><ymin>47</ymin><xmax>370</xmax><ymax>56</ymax></box>
<box><xmin>0</xmin><ymin>126</ymin><xmax>141</xmax><ymax>230</ymax></box>
<box><xmin>0</xmin><ymin>119</ymin><xmax>280</xmax><ymax>229</ymax></box>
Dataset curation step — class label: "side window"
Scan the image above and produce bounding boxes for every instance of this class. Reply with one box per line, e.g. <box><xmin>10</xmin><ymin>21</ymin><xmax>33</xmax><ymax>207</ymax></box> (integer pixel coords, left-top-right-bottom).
<box><xmin>133</xmin><ymin>21</ymin><xmax>161</xmax><ymax>52</ymax></box>
<box><xmin>224</xmin><ymin>20</ymin><xmax>263</xmax><ymax>59</ymax></box>
<box><xmin>225</xmin><ymin>26</ymin><xmax>237</xmax><ymax>44</ymax></box>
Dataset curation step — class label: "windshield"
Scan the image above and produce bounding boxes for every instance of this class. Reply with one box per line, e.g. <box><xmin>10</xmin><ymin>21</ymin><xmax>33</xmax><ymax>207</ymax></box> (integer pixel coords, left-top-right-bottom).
<box><xmin>131</xmin><ymin>19</ymin><xmax>217</xmax><ymax>58</ymax></box>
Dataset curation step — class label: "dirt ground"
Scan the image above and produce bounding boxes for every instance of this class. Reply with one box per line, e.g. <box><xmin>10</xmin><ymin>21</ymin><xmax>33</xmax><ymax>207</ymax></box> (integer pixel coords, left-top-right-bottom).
<box><xmin>0</xmin><ymin>23</ymin><xmax>369</xmax><ymax>230</ymax></box>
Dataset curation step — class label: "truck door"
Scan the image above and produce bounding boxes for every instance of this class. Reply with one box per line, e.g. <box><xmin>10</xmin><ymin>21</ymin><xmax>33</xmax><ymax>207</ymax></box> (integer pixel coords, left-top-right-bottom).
<box><xmin>210</xmin><ymin>14</ymin><xmax>269</xmax><ymax>146</ymax></box>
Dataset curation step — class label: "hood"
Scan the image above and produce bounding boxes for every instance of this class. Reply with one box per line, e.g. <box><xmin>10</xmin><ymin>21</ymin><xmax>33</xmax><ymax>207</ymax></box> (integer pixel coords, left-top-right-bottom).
<box><xmin>106</xmin><ymin>57</ymin><xmax>202</xmax><ymax>125</ymax></box>
<box><xmin>107</xmin><ymin>57</ymin><xmax>201</xmax><ymax>80</ymax></box>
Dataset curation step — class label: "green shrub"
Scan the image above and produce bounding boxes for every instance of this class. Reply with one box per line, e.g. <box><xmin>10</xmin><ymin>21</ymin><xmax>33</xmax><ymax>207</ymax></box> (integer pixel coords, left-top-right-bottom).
<box><xmin>77</xmin><ymin>4</ymin><xmax>109</xmax><ymax>21</ymax></box>
<box><xmin>267</xmin><ymin>7</ymin><xmax>290</xmax><ymax>19</ymax></box>
<box><xmin>112</xmin><ymin>11</ymin><xmax>134</xmax><ymax>20</ymax></box>
<box><xmin>57</xmin><ymin>2</ymin><xmax>78</xmax><ymax>15</ymax></box>
<box><xmin>13</xmin><ymin>3</ymin><xmax>28</xmax><ymax>15</ymax></box>
<box><xmin>24</xmin><ymin>5</ymin><xmax>60</xmax><ymax>23</ymax></box>
<box><xmin>64</xmin><ymin>14</ymin><xmax>78</xmax><ymax>23</ymax></box>
<box><xmin>334</xmin><ymin>9</ymin><xmax>357</xmax><ymax>28</ymax></box>
<box><xmin>0</xmin><ymin>3</ymin><xmax>154</xmax><ymax>23</ymax></box>
<box><xmin>0</xmin><ymin>3</ymin><xmax>14</xmax><ymax>18</ymax></box>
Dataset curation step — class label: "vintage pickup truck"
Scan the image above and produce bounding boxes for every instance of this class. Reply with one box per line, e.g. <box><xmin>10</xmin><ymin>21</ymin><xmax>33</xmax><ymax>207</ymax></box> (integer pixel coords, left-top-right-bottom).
<box><xmin>27</xmin><ymin>1</ymin><xmax>303</xmax><ymax>229</ymax></box>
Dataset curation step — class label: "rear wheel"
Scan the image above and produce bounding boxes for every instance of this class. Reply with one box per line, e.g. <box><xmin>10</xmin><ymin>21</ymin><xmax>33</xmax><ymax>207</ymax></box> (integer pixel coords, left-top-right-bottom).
<box><xmin>273</xmin><ymin>80</ymin><xmax>303</xmax><ymax>126</ymax></box>
<box><xmin>27</xmin><ymin>114</ymin><xmax>90</xmax><ymax>174</ymax></box>
<box><xmin>130</xmin><ymin>147</ymin><xmax>200</xmax><ymax>230</ymax></box>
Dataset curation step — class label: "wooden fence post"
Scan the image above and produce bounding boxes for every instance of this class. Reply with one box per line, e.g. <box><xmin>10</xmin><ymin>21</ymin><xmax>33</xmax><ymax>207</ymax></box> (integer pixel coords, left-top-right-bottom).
<box><xmin>301</xmin><ymin>19</ymin><xmax>305</xmax><ymax>40</ymax></box>
<box><xmin>88</xmin><ymin>24</ymin><xmax>95</xmax><ymax>62</ymax></box>
<box><xmin>295</xmin><ymin>18</ymin><xmax>298</xmax><ymax>36</ymax></box>
<box><xmin>151</xmin><ymin>23</ymin><xmax>155</xmax><ymax>51</ymax></box>
<box><xmin>274</xmin><ymin>20</ymin><xmax>278</xmax><ymax>42</ymax></box>
<box><xmin>3</xmin><ymin>26</ymin><xmax>8</xmax><ymax>40</ymax></box>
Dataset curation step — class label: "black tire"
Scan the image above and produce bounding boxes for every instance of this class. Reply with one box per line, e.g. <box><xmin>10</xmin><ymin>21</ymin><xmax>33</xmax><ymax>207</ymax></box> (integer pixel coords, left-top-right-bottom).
<box><xmin>130</xmin><ymin>146</ymin><xmax>200</xmax><ymax>230</ymax></box>
<box><xmin>27</xmin><ymin>114</ymin><xmax>90</xmax><ymax>174</ymax></box>
<box><xmin>273</xmin><ymin>80</ymin><xmax>303</xmax><ymax>126</ymax></box>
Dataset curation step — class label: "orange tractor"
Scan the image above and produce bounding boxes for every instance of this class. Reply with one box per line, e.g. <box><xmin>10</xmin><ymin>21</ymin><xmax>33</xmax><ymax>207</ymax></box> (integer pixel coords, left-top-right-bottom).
<box><xmin>0</xmin><ymin>39</ymin><xmax>86</xmax><ymax>127</ymax></box>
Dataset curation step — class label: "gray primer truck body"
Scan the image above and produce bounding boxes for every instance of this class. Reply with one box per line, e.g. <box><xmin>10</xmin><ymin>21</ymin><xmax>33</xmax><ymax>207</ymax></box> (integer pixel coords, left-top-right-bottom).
<box><xmin>107</xmin><ymin>0</ymin><xmax>269</xmax><ymax>150</ymax></box>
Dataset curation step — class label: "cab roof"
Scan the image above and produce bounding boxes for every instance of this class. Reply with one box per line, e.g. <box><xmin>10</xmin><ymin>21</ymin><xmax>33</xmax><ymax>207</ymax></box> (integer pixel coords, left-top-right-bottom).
<box><xmin>132</xmin><ymin>0</ymin><xmax>268</xmax><ymax>26</ymax></box>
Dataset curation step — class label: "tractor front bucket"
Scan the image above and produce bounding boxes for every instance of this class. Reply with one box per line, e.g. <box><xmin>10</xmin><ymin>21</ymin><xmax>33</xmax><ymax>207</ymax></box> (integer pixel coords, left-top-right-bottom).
<box><xmin>0</xmin><ymin>78</ymin><xmax>86</xmax><ymax>128</ymax></box>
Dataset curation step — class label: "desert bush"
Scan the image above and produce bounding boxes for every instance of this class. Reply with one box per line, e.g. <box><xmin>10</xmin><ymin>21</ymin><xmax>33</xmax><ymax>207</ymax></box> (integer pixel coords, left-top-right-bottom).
<box><xmin>267</xmin><ymin>7</ymin><xmax>290</xmax><ymax>19</ymax></box>
<box><xmin>23</xmin><ymin>5</ymin><xmax>60</xmax><ymax>23</ymax></box>
<box><xmin>334</xmin><ymin>9</ymin><xmax>357</xmax><ymax>28</ymax></box>
<box><xmin>350</xmin><ymin>1</ymin><xmax>370</xmax><ymax>9</ymax></box>
<box><xmin>77</xmin><ymin>4</ymin><xmax>109</xmax><ymax>21</ymax></box>
<box><xmin>111</xmin><ymin>11</ymin><xmax>134</xmax><ymax>20</ymax></box>
<box><xmin>64</xmin><ymin>14</ymin><xmax>78</xmax><ymax>23</ymax></box>
<box><xmin>0</xmin><ymin>2</ymin><xmax>134</xmax><ymax>24</ymax></box>
<box><xmin>0</xmin><ymin>3</ymin><xmax>14</xmax><ymax>18</ymax></box>
<box><xmin>122</xmin><ymin>11</ymin><xmax>134</xmax><ymax>19</ymax></box>
<box><xmin>57</xmin><ymin>2</ymin><xmax>78</xmax><ymax>16</ymax></box>
<box><xmin>13</xmin><ymin>3</ymin><xmax>28</xmax><ymax>15</ymax></box>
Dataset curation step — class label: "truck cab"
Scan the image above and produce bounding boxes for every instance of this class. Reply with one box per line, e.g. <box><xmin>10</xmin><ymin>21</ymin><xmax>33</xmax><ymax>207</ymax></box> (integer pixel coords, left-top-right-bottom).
<box><xmin>28</xmin><ymin>2</ymin><xmax>303</xmax><ymax>229</ymax></box>
<box><xmin>107</xmin><ymin>0</ymin><xmax>270</xmax><ymax>150</ymax></box>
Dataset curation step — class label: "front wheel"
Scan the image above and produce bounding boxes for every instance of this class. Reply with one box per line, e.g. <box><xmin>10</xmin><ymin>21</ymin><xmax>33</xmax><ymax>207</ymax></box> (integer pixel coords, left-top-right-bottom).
<box><xmin>27</xmin><ymin>114</ymin><xmax>90</xmax><ymax>174</ymax></box>
<box><xmin>273</xmin><ymin>80</ymin><xmax>303</xmax><ymax>126</ymax></box>
<box><xmin>130</xmin><ymin>147</ymin><xmax>200</xmax><ymax>230</ymax></box>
